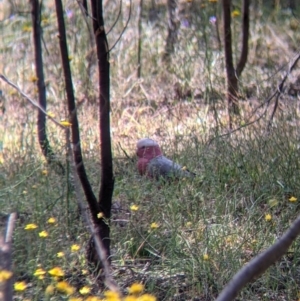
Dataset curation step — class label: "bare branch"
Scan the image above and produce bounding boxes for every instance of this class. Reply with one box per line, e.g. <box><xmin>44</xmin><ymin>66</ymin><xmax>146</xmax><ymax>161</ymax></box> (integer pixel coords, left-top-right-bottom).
<box><xmin>216</xmin><ymin>214</ymin><xmax>300</xmax><ymax>301</ymax></box>
<box><xmin>267</xmin><ymin>51</ymin><xmax>300</xmax><ymax>130</ymax></box>
<box><xmin>108</xmin><ymin>0</ymin><xmax>132</xmax><ymax>52</ymax></box>
<box><xmin>0</xmin><ymin>74</ymin><xmax>65</xmax><ymax>129</ymax></box>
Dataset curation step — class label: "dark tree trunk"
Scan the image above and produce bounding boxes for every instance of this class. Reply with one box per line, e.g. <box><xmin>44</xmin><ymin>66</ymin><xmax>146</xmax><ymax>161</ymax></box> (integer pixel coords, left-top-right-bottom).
<box><xmin>137</xmin><ymin>0</ymin><xmax>143</xmax><ymax>78</ymax></box>
<box><xmin>31</xmin><ymin>0</ymin><xmax>64</xmax><ymax>174</ymax></box>
<box><xmin>236</xmin><ymin>0</ymin><xmax>250</xmax><ymax>77</ymax></box>
<box><xmin>54</xmin><ymin>0</ymin><xmax>99</xmax><ymax>219</ymax></box>
<box><xmin>90</xmin><ymin>0</ymin><xmax>114</xmax><ymax>262</ymax></box>
<box><xmin>163</xmin><ymin>0</ymin><xmax>180</xmax><ymax>62</ymax></box>
<box><xmin>222</xmin><ymin>0</ymin><xmax>239</xmax><ymax>127</ymax></box>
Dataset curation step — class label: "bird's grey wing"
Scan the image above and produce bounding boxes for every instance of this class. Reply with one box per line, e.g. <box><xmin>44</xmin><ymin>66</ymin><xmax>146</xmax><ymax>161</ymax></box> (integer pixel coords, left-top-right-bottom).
<box><xmin>147</xmin><ymin>156</ymin><xmax>194</xmax><ymax>179</ymax></box>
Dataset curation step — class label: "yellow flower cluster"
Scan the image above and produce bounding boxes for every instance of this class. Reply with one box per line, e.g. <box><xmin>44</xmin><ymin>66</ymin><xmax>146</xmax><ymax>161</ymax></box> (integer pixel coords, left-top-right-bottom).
<box><xmin>19</xmin><ymin>219</ymin><xmax>157</xmax><ymax>301</ymax></box>
<box><xmin>0</xmin><ymin>270</ymin><xmax>13</xmax><ymax>282</ymax></box>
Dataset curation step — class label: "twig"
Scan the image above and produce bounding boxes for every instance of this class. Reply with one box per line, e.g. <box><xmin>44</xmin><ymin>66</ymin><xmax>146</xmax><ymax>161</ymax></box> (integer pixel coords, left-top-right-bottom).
<box><xmin>267</xmin><ymin>51</ymin><xmax>300</xmax><ymax>130</ymax></box>
<box><xmin>206</xmin><ymin>50</ymin><xmax>300</xmax><ymax>146</ymax></box>
<box><xmin>216</xmin><ymin>214</ymin><xmax>300</xmax><ymax>301</ymax></box>
<box><xmin>0</xmin><ymin>74</ymin><xmax>65</xmax><ymax>129</ymax></box>
<box><xmin>118</xmin><ymin>142</ymin><xmax>134</xmax><ymax>161</ymax></box>
<box><xmin>106</xmin><ymin>0</ymin><xmax>122</xmax><ymax>35</ymax></box>
<box><xmin>108</xmin><ymin>0</ymin><xmax>132</xmax><ymax>52</ymax></box>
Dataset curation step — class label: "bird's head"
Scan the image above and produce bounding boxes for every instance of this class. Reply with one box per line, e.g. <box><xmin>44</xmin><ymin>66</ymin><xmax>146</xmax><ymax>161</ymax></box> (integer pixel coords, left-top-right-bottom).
<box><xmin>136</xmin><ymin>138</ymin><xmax>162</xmax><ymax>159</ymax></box>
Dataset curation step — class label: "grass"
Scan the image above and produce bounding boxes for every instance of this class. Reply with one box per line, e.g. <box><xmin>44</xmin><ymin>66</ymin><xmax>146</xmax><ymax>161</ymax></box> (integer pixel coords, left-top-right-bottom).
<box><xmin>1</xmin><ymin>0</ymin><xmax>300</xmax><ymax>300</ymax></box>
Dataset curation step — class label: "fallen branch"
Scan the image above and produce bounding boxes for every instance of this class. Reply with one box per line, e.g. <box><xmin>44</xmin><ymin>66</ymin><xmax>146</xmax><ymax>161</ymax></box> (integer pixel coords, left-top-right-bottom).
<box><xmin>216</xmin><ymin>214</ymin><xmax>300</xmax><ymax>301</ymax></box>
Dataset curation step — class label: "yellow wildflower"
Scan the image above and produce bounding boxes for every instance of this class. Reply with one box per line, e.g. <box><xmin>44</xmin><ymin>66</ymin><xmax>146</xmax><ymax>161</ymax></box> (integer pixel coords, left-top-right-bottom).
<box><xmin>130</xmin><ymin>205</ymin><xmax>139</xmax><ymax>211</ymax></box>
<box><xmin>186</xmin><ymin>222</ymin><xmax>192</xmax><ymax>227</ymax></box>
<box><xmin>231</xmin><ymin>10</ymin><xmax>240</xmax><ymax>17</ymax></box>
<box><xmin>24</xmin><ymin>223</ymin><xmax>38</xmax><ymax>230</ymax></box>
<box><xmin>0</xmin><ymin>270</ymin><xmax>13</xmax><ymax>282</ymax></box>
<box><xmin>39</xmin><ymin>230</ymin><xmax>48</xmax><ymax>238</ymax></box>
<box><xmin>48</xmin><ymin>267</ymin><xmax>64</xmax><ymax>277</ymax></box>
<box><xmin>289</xmin><ymin>196</ymin><xmax>297</xmax><ymax>202</ymax></box>
<box><xmin>265</xmin><ymin>214</ymin><xmax>272</xmax><ymax>222</ymax></box>
<box><xmin>79</xmin><ymin>286</ymin><xmax>91</xmax><ymax>295</ymax></box>
<box><xmin>14</xmin><ymin>281</ymin><xmax>27</xmax><ymax>291</ymax></box>
<box><xmin>29</xmin><ymin>75</ymin><xmax>38</xmax><ymax>82</ymax></box>
<box><xmin>203</xmin><ymin>254</ymin><xmax>209</xmax><ymax>260</ymax></box>
<box><xmin>150</xmin><ymin>222</ymin><xmax>159</xmax><ymax>229</ymax></box>
<box><xmin>56</xmin><ymin>281</ymin><xmax>75</xmax><ymax>295</ymax></box>
<box><xmin>42</xmin><ymin>169</ymin><xmax>48</xmax><ymax>175</ymax></box>
<box><xmin>22</xmin><ymin>25</ymin><xmax>32</xmax><ymax>32</ymax></box>
<box><xmin>69</xmin><ymin>298</ymin><xmax>84</xmax><ymax>301</ymax></box>
<box><xmin>128</xmin><ymin>282</ymin><xmax>144</xmax><ymax>294</ymax></box>
<box><xmin>57</xmin><ymin>252</ymin><xmax>65</xmax><ymax>258</ymax></box>
<box><xmin>22</xmin><ymin>190</ymin><xmax>27</xmax><ymax>195</ymax></box>
<box><xmin>97</xmin><ymin>212</ymin><xmax>104</xmax><ymax>219</ymax></box>
<box><xmin>33</xmin><ymin>268</ymin><xmax>46</xmax><ymax>279</ymax></box>
<box><xmin>71</xmin><ymin>244</ymin><xmax>80</xmax><ymax>252</ymax></box>
<box><xmin>48</xmin><ymin>217</ymin><xmax>56</xmax><ymax>224</ymax></box>
<box><xmin>47</xmin><ymin>112</ymin><xmax>55</xmax><ymax>118</ymax></box>
<box><xmin>60</xmin><ymin>120</ymin><xmax>72</xmax><ymax>127</ymax></box>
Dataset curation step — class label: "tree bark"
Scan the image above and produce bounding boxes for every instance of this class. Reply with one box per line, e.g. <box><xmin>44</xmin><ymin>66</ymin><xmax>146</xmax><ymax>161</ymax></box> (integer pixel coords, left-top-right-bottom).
<box><xmin>90</xmin><ymin>0</ymin><xmax>115</xmax><ymax>263</ymax></box>
<box><xmin>54</xmin><ymin>0</ymin><xmax>99</xmax><ymax>218</ymax></box>
<box><xmin>236</xmin><ymin>0</ymin><xmax>250</xmax><ymax>77</ymax></box>
<box><xmin>163</xmin><ymin>0</ymin><xmax>180</xmax><ymax>62</ymax></box>
<box><xmin>222</xmin><ymin>0</ymin><xmax>239</xmax><ymax>126</ymax></box>
<box><xmin>137</xmin><ymin>0</ymin><xmax>143</xmax><ymax>78</ymax></box>
<box><xmin>31</xmin><ymin>0</ymin><xmax>64</xmax><ymax>174</ymax></box>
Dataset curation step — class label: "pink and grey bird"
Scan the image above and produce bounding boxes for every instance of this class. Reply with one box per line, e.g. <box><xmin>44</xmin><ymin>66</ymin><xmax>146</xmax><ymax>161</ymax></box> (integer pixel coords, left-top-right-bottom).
<box><xmin>136</xmin><ymin>138</ymin><xmax>195</xmax><ymax>179</ymax></box>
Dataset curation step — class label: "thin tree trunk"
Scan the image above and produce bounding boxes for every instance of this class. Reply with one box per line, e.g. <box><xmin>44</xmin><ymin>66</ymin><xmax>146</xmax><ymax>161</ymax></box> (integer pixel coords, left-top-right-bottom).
<box><xmin>31</xmin><ymin>0</ymin><xmax>64</xmax><ymax>174</ymax></box>
<box><xmin>90</xmin><ymin>0</ymin><xmax>114</xmax><ymax>263</ymax></box>
<box><xmin>163</xmin><ymin>0</ymin><xmax>180</xmax><ymax>62</ymax></box>
<box><xmin>137</xmin><ymin>0</ymin><xmax>143</xmax><ymax>78</ymax></box>
<box><xmin>236</xmin><ymin>0</ymin><xmax>250</xmax><ymax>77</ymax></box>
<box><xmin>222</xmin><ymin>0</ymin><xmax>239</xmax><ymax>127</ymax></box>
<box><xmin>54</xmin><ymin>0</ymin><xmax>99</xmax><ymax>217</ymax></box>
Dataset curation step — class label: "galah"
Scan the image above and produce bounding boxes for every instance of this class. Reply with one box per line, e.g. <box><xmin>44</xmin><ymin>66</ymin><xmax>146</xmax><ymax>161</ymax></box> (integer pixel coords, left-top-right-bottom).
<box><xmin>136</xmin><ymin>138</ymin><xmax>195</xmax><ymax>180</ymax></box>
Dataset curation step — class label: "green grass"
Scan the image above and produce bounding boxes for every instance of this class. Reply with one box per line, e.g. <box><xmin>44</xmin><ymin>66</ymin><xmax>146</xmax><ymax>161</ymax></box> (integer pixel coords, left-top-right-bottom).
<box><xmin>1</xmin><ymin>0</ymin><xmax>300</xmax><ymax>300</ymax></box>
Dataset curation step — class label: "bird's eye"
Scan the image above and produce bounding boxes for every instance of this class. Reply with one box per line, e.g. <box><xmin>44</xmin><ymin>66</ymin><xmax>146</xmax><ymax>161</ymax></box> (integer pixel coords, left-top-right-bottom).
<box><xmin>141</xmin><ymin>146</ymin><xmax>146</xmax><ymax>149</ymax></box>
